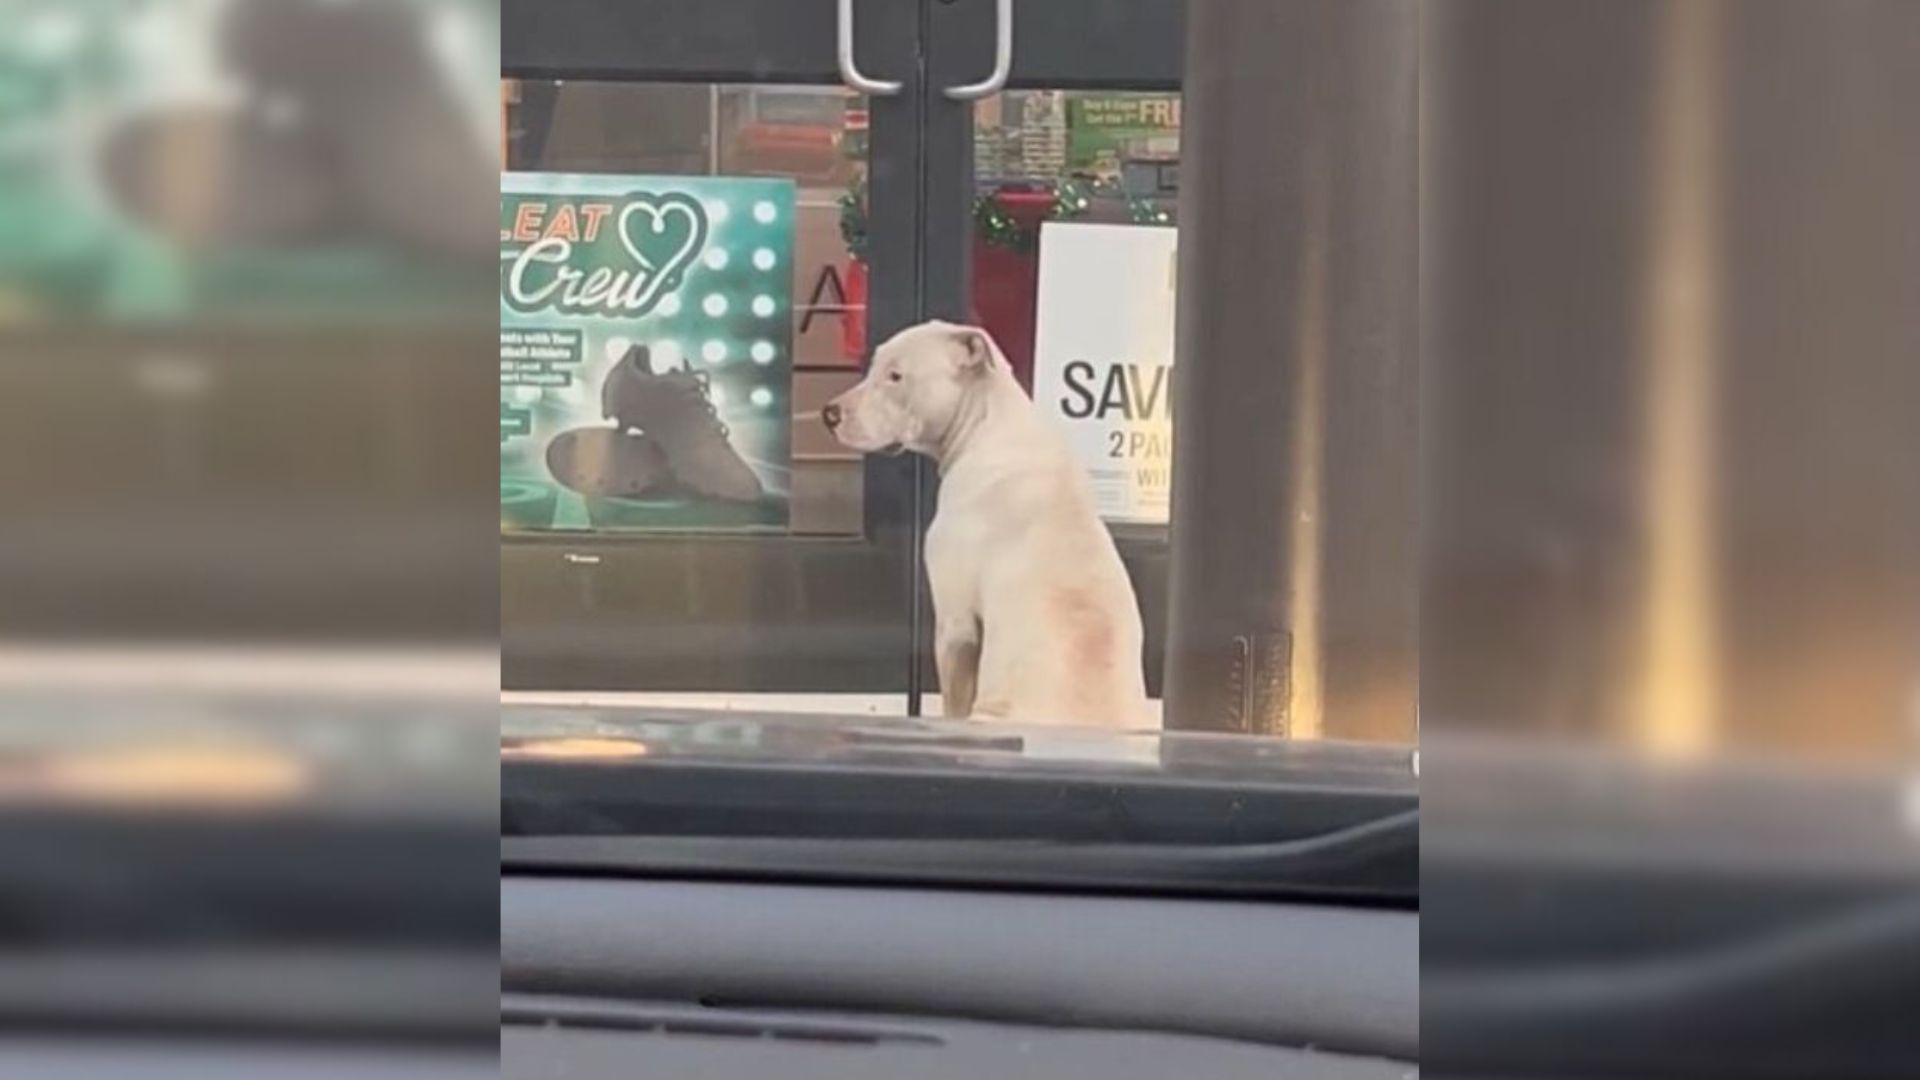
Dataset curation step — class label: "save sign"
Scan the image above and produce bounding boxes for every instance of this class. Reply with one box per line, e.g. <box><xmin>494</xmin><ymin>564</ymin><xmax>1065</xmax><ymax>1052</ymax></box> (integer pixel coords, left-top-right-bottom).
<box><xmin>1032</xmin><ymin>222</ymin><xmax>1179</xmax><ymax>525</ymax></box>
<box><xmin>501</xmin><ymin>191</ymin><xmax>709</xmax><ymax>318</ymax></box>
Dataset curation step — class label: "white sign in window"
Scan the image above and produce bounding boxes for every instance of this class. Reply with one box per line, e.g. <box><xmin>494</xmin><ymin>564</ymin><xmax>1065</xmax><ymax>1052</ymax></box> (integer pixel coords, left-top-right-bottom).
<box><xmin>1032</xmin><ymin>222</ymin><xmax>1178</xmax><ymax>525</ymax></box>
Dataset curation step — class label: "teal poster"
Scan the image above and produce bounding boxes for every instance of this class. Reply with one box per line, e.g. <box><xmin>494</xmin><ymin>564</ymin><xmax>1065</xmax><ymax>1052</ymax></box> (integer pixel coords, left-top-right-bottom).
<box><xmin>501</xmin><ymin>172</ymin><xmax>795</xmax><ymax>531</ymax></box>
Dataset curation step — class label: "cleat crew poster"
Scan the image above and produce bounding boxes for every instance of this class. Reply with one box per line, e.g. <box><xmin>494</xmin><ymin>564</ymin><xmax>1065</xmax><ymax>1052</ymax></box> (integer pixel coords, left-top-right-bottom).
<box><xmin>501</xmin><ymin>173</ymin><xmax>795</xmax><ymax>531</ymax></box>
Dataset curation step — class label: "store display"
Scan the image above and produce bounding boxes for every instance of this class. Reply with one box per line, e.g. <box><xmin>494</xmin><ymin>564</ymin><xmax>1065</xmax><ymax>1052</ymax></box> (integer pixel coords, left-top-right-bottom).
<box><xmin>501</xmin><ymin>172</ymin><xmax>795</xmax><ymax>531</ymax></box>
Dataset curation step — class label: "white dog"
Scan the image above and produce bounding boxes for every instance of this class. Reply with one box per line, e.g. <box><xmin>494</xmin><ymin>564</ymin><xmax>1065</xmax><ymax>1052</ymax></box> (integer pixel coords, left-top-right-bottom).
<box><xmin>824</xmin><ymin>321</ymin><xmax>1155</xmax><ymax>730</ymax></box>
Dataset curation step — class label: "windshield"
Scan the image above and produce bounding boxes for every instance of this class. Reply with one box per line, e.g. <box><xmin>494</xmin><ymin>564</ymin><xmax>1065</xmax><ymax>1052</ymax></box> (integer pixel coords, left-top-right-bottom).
<box><xmin>496</xmin><ymin>61</ymin><xmax>1419</xmax><ymax>895</ymax></box>
<box><xmin>496</xmin><ymin>0</ymin><xmax>1915</xmax><ymax>918</ymax></box>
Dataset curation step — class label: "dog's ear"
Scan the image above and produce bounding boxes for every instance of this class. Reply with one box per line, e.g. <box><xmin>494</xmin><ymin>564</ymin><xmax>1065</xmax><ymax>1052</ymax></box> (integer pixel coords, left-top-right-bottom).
<box><xmin>951</xmin><ymin>327</ymin><xmax>994</xmax><ymax>375</ymax></box>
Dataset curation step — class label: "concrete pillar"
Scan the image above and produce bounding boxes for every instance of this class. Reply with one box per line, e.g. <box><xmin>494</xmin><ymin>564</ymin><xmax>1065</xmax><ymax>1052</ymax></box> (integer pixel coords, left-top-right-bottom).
<box><xmin>1164</xmin><ymin>0</ymin><xmax>1418</xmax><ymax>739</ymax></box>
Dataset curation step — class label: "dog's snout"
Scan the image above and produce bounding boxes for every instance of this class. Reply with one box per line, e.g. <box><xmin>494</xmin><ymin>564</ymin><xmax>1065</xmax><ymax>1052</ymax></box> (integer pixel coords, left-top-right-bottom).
<box><xmin>821</xmin><ymin>402</ymin><xmax>842</xmax><ymax>430</ymax></box>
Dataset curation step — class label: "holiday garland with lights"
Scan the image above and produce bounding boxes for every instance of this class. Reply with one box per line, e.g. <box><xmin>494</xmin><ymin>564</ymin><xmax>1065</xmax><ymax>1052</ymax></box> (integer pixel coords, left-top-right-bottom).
<box><xmin>840</xmin><ymin>176</ymin><xmax>1172</xmax><ymax>258</ymax></box>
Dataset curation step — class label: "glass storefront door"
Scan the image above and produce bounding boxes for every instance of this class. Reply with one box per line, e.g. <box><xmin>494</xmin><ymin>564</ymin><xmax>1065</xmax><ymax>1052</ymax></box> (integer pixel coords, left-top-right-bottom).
<box><xmin>920</xmin><ymin>0</ymin><xmax>1186</xmax><ymax>707</ymax></box>
<box><xmin>500</xmin><ymin>0</ymin><xmax>1253</xmax><ymax>728</ymax></box>
<box><xmin>501</xmin><ymin>0</ymin><xmax>926</xmax><ymax>704</ymax></box>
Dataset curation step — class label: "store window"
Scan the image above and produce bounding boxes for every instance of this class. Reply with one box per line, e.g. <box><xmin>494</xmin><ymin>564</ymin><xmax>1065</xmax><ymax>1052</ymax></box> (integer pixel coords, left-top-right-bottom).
<box><xmin>496</xmin><ymin>9</ymin><xmax>1414</xmax><ymax>744</ymax></box>
<box><xmin>498</xmin><ymin>83</ymin><xmax>1186</xmax><ymax>544</ymax></box>
<box><xmin>971</xmin><ymin>91</ymin><xmax>1179</xmax><ymax>527</ymax></box>
<box><xmin>502</xmin><ymin>80</ymin><xmax>871</xmax><ymax>537</ymax></box>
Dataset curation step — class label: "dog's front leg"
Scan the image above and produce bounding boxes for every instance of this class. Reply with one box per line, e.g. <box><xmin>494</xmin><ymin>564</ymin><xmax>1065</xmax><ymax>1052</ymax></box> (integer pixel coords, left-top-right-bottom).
<box><xmin>936</xmin><ymin>619</ymin><xmax>981</xmax><ymax>718</ymax></box>
<box><xmin>926</xmin><ymin>521</ymin><xmax>982</xmax><ymax>718</ymax></box>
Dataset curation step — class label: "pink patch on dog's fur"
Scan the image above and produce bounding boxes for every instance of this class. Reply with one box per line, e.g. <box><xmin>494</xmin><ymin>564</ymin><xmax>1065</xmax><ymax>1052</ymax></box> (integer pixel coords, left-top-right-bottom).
<box><xmin>1051</xmin><ymin>588</ymin><xmax>1116</xmax><ymax>673</ymax></box>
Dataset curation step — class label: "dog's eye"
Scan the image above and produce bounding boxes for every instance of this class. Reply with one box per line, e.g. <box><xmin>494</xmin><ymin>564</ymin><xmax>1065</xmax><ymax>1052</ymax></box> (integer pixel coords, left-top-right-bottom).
<box><xmin>887</xmin><ymin>370</ymin><xmax>903</xmax><ymax>383</ymax></box>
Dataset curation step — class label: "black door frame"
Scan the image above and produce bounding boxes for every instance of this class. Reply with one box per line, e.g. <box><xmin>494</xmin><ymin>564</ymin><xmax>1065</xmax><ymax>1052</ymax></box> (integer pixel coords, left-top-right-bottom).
<box><xmin>501</xmin><ymin>0</ymin><xmax>1186</xmax><ymax>712</ymax></box>
<box><xmin>917</xmin><ymin>0</ymin><xmax>1186</xmax><ymax>704</ymax></box>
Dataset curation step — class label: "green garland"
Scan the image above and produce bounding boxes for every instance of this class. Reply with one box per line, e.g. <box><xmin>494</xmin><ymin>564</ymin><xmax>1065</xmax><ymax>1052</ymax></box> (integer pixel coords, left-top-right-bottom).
<box><xmin>841</xmin><ymin>176</ymin><xmax>1172</xmax><ymax>259</ymax></box>
<box><xmin>972</xmin><ymin>194</ymin><xmax>1048</xmax><ymax>253</ymax></box>
<box><xmin>839</xmin><ymin>178</ymin><xmax>871</xmax><ymax>260</ymax></box>
<box><xmin>1059</xmin><ymin>177</ymin><xmax>1175</xmax><ymax>227</ymax></box>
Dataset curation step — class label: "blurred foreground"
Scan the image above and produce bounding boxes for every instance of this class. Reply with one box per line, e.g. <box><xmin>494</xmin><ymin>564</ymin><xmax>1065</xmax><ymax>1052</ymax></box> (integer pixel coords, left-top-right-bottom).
<box><xmin>0</xmin><ymin>0</ymin><xmax>500</xmax><ymax>1069</ymax></box>
<box><xmin>1421</xmin><ymin>0</ymin><xmax>1919</xmax><ymax>1074</ymax></box>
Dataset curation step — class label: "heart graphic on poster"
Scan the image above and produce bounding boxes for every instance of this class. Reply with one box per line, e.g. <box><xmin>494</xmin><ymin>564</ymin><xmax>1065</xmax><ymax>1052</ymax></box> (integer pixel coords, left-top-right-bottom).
<box><xmin>616</xmin><ymin>194</ymin><xmax>708</xmax><ymax>310</ymax></box>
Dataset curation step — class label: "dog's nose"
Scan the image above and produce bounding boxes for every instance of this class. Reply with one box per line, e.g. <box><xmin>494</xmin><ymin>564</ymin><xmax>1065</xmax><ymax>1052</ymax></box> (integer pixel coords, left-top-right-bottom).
<box><xmin>821</xmin><ymin>403</ymin><xmax>842</xmax><ymax>430</ymax></box>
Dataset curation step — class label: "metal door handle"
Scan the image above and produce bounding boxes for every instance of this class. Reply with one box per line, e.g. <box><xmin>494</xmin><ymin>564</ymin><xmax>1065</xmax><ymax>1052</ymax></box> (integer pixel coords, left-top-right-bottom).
<box><xmin>837</xmin><ymin>0</ymin><xmax>902</xmax><ymax>96</ymax></box>
<box><xmin>944</xmin><ymin>0</ymin><xmax>1013</xmax><ymax>100</ymax></box>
